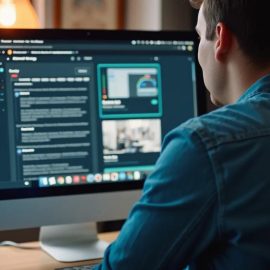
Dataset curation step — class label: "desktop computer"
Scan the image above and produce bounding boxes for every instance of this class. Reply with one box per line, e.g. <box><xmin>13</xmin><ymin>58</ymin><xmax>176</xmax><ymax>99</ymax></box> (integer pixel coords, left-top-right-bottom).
<box><xmin>0</xmin><ymin>29</ymin><xmax>206</xmax><ymax>262</ymax></box>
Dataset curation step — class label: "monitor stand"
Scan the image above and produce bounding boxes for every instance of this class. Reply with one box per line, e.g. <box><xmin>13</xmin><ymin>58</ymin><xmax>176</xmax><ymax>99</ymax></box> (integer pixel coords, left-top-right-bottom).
<box><xmin>39</xmin><ymin>222</ymin><xmax>109</xmax><ymax>262</ymax></box>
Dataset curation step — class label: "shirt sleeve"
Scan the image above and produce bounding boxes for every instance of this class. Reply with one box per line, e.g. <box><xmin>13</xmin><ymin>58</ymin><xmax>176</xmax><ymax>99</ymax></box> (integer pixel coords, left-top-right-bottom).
<box><xmin>94</xmin><ymin>124</ymin><xmax>219</xmax><ymax>270</ymax></box>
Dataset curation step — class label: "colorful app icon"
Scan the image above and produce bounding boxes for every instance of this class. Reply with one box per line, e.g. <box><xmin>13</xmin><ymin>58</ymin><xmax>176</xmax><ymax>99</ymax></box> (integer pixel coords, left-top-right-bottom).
<box><xmin>111</xmin><ymin>172</ymin><xmax>119</xmax><ymax>182</ymax></box>
<box><xmin>73</xmin><ymin>175</ymin><xmax>80</xmax><ymax>184</ymax></box>
<box><xmin>119</xmin><ymin>172</ymin><xmax>126</xmax><ymax>181</ymax></box>
<box><xmin>57</xmin><ymin>176</ymin><xmax>65</xmax><ymax>185</ymax></box>
<box><xmin>134</xmin><ymin>171</ymin><xmax>141</xmax><ymax>180</ymax></box>
<box><xmin>39</xmin><ymin>177</ymin><xmax>48</xmax><ymax>186</ymax></box>
<box><xmin>127</xmin><ymin>172</ymin><xmax>134</xmax><ymax>180</ymax></box>
<box><xmin>94</xmin><ymin>174</ymin><xmax>103</xmax><ymax>182</ymax></box>
<box><xmin>48</xmin><ymin>177</ymin><xmax>56</xmax><ymax>186</ymax></box>
<box><xmin>65</xmin><ymin>176</ymin><xmax>73</xmax><ymax>184</ymax></box>
<box><xmin>87</xmin><ymin>174</ymin><xmax>94</xmax><ymax>183</ymax></box>
<box><xmin>81</xmin><ymin>175</ymin><xmax>87</xmax><ymax>183</ymax></box>
<box><xmin>103</xmin><ymin>173</ymin><xmax>111</xmax><ymax>181</ymax></box>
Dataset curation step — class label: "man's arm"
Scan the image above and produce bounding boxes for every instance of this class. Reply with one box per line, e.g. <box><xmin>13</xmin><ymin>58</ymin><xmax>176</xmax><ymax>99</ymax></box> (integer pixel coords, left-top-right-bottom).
<box><xmin>95</xmin><ymin>124</ymin><xmax>219</xmax><ymax>270</ymax></box>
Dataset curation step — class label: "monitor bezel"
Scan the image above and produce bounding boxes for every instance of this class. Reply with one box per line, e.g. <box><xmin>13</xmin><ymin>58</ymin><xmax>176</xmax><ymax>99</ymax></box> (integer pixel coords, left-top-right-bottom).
<box><xmin>0</xmin><ymin>29</ymin><xmax>206</xmax><ymax>201</ymax></box>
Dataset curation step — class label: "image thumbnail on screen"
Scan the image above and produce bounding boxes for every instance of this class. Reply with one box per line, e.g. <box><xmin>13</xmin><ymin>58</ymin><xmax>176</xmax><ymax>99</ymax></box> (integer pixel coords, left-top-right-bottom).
<box><xmin>98</xmin><ymin>64</ymin><xmax>162</xmax><ymax>118</ymax></box>
<box><xmin>102</xmin><ymin>119</ymin><xmax>161</xmax><ymax>155</ymax></box>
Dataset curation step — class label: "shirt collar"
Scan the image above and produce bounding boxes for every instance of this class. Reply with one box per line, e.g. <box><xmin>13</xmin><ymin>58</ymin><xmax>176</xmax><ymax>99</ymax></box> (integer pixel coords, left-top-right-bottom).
<box><xmin>237</xmin><ymin>74</ymin><xmax>270</xmax><ymax>103</ymax></box>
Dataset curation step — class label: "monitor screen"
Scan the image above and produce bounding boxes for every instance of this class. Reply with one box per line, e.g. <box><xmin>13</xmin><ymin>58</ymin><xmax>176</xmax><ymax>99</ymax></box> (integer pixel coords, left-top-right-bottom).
<box><xmin>0</xmin><ymin>29</ymin><xmax>205</xmax><ymax>261</ymax></box>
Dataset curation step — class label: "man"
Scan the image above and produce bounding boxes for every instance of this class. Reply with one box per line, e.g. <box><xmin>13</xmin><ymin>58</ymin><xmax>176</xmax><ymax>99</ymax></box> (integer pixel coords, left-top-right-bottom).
<box><xmin>95</xmin><ymin>0</ymin><xmax>270</xmax><ymax>269</ymax></box>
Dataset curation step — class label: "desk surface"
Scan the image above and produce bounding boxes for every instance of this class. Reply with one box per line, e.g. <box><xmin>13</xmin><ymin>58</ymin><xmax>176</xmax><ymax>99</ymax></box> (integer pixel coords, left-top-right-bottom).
<box><xmin>0</xmin><ymin>231</ymin><xmax>118</xmax><ymax>270</ymax></box>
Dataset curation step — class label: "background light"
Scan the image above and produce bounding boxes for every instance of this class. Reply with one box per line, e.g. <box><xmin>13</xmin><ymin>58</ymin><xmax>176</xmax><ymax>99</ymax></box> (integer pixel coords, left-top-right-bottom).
<box><xmin>0</xmin><ymin>0</ymin><xmax>40</xmax><ymax>28</ymax></box>
<box><xmin>0</xmin><ymin>0</ymin><xmax>16</xmax><ymax>27</ymax></box>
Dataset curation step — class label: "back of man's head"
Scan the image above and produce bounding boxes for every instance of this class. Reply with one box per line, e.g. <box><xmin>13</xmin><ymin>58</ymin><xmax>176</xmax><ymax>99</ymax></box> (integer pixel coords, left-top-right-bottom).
<box><xmin>190</xmin><ymin>0</ymin><xmax>270</xmax><ymax>67</ymax></box>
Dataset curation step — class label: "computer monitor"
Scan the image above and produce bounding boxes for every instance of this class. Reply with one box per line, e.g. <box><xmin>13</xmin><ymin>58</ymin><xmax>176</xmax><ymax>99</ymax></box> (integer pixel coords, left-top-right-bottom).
<box><xmin>0</xmin><ymin>29</ymin><xmax>206</xmax><ymax>262</ymax></box>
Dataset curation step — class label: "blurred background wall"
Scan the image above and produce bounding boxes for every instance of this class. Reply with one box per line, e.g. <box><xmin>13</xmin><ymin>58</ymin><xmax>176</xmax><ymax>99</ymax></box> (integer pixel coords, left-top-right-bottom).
<box><xmin>0</xmin><ymin>0</ymin><xmax>197</xmax><ymax>30</ymax></box>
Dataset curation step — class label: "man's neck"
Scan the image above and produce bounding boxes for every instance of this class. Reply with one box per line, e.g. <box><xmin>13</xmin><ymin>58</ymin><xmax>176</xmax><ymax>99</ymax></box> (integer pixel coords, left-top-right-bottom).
<box><xmin>226</xmin><ymin>56</ymin><xmax>270</xmax><ymax>104</ymax></box>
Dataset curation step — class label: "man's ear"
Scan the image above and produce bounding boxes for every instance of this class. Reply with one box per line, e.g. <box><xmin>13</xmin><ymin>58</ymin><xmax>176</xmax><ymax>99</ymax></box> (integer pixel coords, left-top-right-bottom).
<box><xmin>215</xmin><ymin>22</ymin><xmax>233</xmax><ymax>62</ymax></box>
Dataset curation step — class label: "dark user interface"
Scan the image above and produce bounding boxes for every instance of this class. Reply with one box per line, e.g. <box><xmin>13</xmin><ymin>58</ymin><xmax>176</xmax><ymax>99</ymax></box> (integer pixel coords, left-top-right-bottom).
<box><xmin>0</xmin><ymin>37</ymin><xmax>197</xmax><ymax>189</ymax></box>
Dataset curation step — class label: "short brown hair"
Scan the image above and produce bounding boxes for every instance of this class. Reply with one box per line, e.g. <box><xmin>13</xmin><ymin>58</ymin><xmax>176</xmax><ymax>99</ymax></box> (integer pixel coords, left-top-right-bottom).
<box><xmin>190</xmin><ymin>0</ymin><xmax>270</xmax><ymax>66</ymax></box>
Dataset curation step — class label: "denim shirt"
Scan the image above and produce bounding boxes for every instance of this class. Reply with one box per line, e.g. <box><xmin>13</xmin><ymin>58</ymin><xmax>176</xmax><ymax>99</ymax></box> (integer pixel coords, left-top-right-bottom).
<box><xmin>95</xmin><ymin>74</ymin><xmax>270</xmax><ymax>270</ymax></box>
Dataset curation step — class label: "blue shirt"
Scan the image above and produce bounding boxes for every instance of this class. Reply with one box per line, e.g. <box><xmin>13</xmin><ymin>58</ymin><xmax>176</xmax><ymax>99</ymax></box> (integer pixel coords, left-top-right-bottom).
<box><xmin>95</xmin><ymin>74</ymin><xmax>270</xmax><ymax>270</ymax></box>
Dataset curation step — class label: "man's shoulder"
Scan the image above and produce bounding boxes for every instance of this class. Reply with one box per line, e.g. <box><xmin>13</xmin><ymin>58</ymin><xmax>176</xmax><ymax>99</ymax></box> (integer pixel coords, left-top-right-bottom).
<box><xmin>176</xmin><ymin>100</ymin><xmax>270</xmax><ymax>149</ymax></box>
<box><xmin>179</xmin><ymin>104</ymin><xmax>239</xmax><ymax>135</ymax></box>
